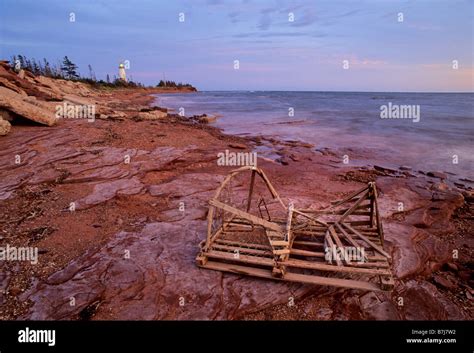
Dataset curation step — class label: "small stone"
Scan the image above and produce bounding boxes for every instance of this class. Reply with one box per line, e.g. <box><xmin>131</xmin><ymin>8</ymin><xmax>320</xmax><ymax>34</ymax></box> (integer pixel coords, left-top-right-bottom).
<box><xmin>458</xmin><ymin>271</ymin><xmax>471</xmax><ymax>281</ymax></box>
<box><xmin>198</xmin><ymin>115</ymin><xmax>216</xmax><ymax>123</ymax></box>
<box><xmin>462</xmin><ymin>191</ymin><xmax>474</xmax><ymax>203</ymax></box>
<box><xmin>446</xmin><ymin>262</ymin><xmax>458</xmax><ymax>272</ymax></box>
<box><xmin>228</xmin><ymin>143</ymin><xmax>247</xmax><ymax>150</ymax></box>
<box><xmin>300</xmin><ymin>142</ymin><xmax>314</xmax><ymax>148</ymax></box>
<box><xmin>289</xmin><ymin>154</ymin><xmax>300</xmax><ymax>162</ymax></box>
<box><xmin>431</xmin><ymin>192</ymin><xmax>446</xmax><ymax>201</ymax></box>
<box><xmin>399</xmin><ymin>165</ymin><xmax>412</xmax><ymax>171</ymax></box>
<box><xmin>0</xmin><ymin>118</ymin><xmax>11</xmax><ymax>136</ymax></box>
<box><xmin>374</xmin><ymin>165</ymin><xmax>398</xmax><ymax>174</ymax></box>
<box><xmin>427</xmin><ymin>171</ymin><xmax>447</xmax><ymax>180</ymax></box>
<box><xmin>460</xmin><ymin>177</ymin><xmax>474</xmax><ymax>183</ymax></box>
<box><xmin>433</xmin><ymin>274</ymin><xmax>456</xmax><ymax>290</ymax></box>
<box><xmin>277</xmin><ymin>157</ymin><xmax>289</xmax><ymax>165</ymax></box>
<box><xmin>9</xmin><ymin>286</ymin><xmax>22</xmax><ymax>296</ymax></box>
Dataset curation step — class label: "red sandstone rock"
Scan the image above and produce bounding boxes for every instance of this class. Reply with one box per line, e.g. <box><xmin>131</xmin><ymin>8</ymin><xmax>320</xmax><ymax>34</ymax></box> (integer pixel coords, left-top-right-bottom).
<box><xmin>0</xmin><ymin>87</ymin><xmax>57</xmax><ymax>126</ymax></box>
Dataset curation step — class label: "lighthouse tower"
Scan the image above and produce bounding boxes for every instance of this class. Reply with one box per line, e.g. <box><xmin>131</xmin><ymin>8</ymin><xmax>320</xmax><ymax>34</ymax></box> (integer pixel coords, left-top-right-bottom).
<box><xmin>118</xmin><ymin>63</ymin><xmax>127</xmax><ymax>82</ymax></box>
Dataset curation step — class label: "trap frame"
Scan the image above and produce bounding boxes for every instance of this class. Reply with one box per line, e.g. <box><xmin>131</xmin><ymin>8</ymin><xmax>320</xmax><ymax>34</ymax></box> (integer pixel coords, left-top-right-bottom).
<box><xmin>196</xmin><ymin>166</ymin><xmax>394</xmax><ymax>292</ymax></box>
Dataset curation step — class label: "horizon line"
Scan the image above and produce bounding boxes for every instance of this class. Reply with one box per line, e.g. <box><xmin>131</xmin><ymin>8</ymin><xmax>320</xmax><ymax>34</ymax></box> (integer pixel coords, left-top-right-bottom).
<box><xmin>190</xmin><ymin>89</ymin><xmax>474</xmax><ymax>94</ymax></box>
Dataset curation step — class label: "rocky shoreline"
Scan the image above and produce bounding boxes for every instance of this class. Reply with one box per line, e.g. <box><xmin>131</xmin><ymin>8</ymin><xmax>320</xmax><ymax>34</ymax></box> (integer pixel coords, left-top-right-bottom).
<box><xmin>0</xmin><ymin>65</ymin><xmax>472</xmax><ymax>320</ymax></box>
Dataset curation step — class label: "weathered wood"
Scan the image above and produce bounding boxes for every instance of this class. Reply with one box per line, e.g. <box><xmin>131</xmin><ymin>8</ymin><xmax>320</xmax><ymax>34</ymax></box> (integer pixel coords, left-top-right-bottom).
<box><xmin>199</xmin><ymin>168</ymin><xmax>393</xmax><ymax>292</ymax></box>
<box><xmin>328</xmin><ymin>225</ymin><xmax>350</xmax><ymax>265</ymax></box>
<box><xmin>273</xmin><ymin>249</ymin><xmax>291</xmax><ymax>255</ymax></box>
<box><xmin>290</xmin><ymin>248</ymin><xmax>325</xmax><ymax>257</ymax></box>
<box><xmin>285</xmin><ymin>258</ymin><xmax>392</xmax><ymax>276</ymax></box>
<box><xmin>293</xmin><ymin>209</ymin><xmax>329</xmax><ymax>227</ymax></box>
<box><xmin>206</xmin><ymin>250</ymin><xmax>275</xmax><ymax>267</ymax></box>
<box><xmin>338</xmin><ymin>190</ymin><xmax>370</xmax><ymax>223</ymax></box>
<box><xmin>324</xmin><ymin>229</ymin><xmax>343</xmax><ymax>266</ymax></box>
<box><xmin>211</xmin><ymin>243</ymin><xmax>273</xmax><ymax>257</ymax></box>
<box><xmin>329</xmin><ymin>185</ymin><xmax>369</xmax><ymax>208</ymax></box>
<box><xmin>301</xmin><ymin>205</ymin><xmax>372</xmax><ymax>215</ymax></box>
<box><xmin>214</xmin><ymin>239</ymin><xmax>271</xmax><ymax>251</ymax></box>
<box><xmin>270</xmin><ymin>240</ymin><xmax>290</xmax><ymax>246</ymax></box>
<box><xmin>258</xmin><ymin>169</ymin><xmax>287</xmax><ymax>211</ymax></box>
<box><xmin>334</xmin><ymin>222</ymin><xmax>362</xmax><ymax>250</ymax></box>
<box><xmin>246</xmin><ymin>169</ymin><xmax>256</xmax><ymax>212</ymax></box>
<box><xmin>342</xmin><ymin>223</ymin><xmax>391</xmax><ymax>259</ymax></box>
<box><xmin>200</xmin><ymin>260</ymin><xmax>384</xmax><ymax>291</ymax></box>
<box><xmin>380</xmin><ymin>275</ymin><xmax>395</xmax><ymax>290</ymax></box>
<box><xmin>209</xmin><ymin>198</ymin><xmax>284</xmax><ymax>233</ymax></box>
<box><xmin>292</xmin><ymin>240</ymin><xmax>325</xmax><ymax>247</ymax></box>
<box><xmin>373</xmin><ymin>183</ymin><xmax>385</xmax><ymax>247</ymax></box>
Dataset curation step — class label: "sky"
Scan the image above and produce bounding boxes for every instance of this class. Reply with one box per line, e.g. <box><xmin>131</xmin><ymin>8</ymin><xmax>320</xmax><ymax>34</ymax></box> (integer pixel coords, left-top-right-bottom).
<box><xmin>0</xmin><ymin>0</ymin><xmax>473</xmax><ymax>92</ymax></box>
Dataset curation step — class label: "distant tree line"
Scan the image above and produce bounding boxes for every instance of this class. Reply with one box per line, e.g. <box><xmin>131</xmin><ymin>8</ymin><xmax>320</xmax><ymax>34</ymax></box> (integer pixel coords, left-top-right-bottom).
<box><xmin>9</xmin><ymin>54</ymin><xmax>145</xmax><ymax>88</ymax></box>
<box><xmin>157</xmin><ymin>80</ymin><xmax>194</xmax><ymax>89</ymax></box>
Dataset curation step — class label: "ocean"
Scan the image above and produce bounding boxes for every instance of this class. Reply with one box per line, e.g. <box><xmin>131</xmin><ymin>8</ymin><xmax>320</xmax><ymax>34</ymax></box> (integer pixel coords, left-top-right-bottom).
<box><xmin>155</xmin><ymin>91</ymin><xmax>474</xmax><ymax>179</ymax></box>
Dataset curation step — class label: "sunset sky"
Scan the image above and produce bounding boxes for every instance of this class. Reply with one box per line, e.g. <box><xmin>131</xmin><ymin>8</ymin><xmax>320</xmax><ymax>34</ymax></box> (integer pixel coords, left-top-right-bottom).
<box><xmin>0</xmin><ymin>0</ymin><xmax>472</xmax><ymax>91</ymax></box>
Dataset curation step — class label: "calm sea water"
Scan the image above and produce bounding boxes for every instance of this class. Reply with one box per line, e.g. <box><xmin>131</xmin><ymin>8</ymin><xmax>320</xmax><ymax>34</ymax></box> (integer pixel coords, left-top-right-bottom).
<box><xmin>155</xmin><ymin>91</ymin><xmax>474</xmax><ymax>179</ymax></box>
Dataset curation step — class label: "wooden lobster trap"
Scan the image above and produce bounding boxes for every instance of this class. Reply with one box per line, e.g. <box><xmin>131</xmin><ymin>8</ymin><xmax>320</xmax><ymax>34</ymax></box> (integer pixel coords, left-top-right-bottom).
<box><xmin>196</xmin><ymin>166</ymin><xmax>394</xmax><ymax>291</ymax></box>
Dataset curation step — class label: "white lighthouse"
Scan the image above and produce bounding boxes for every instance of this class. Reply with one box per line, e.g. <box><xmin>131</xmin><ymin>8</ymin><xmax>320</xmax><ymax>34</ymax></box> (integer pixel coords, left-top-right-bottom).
<box><xmin>118</xmin><ymin>62</ymin><xmax>127</xmax><ymax>82</ymax></box>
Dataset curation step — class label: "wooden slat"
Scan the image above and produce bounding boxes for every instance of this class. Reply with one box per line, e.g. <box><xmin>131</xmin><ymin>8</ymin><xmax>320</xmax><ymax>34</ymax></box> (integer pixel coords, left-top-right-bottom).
<box><xmin>214</xmin><ymin>239</ymin><xmax>271</xmax><ymax>251</ymax></box>
<box><xmin>209</xmin><ymin>199</ymin><xmax>284</xmax><ymax>233</ymax></box>
<box><xmin>285</xmin><ymin>258</ymin><xmax>392</xmax><ymax>276</ymax></box>
<box><xmin>258</xmin><ymin>169</ymin><xmax>287</xmax><ymax>211</ymax></box>
<box><xmin>328</xmin><ymin>225</ymin><xmax>350</xmax><ymax>265</ymax></box>
<box><xmin>246</xmin><ymin>169</ymin><xmax>256</xmax><ymax>212</ymax></box>
<box><xmin>335</xmin><ymin>222</ymin><xmax>362</xmax><ymax>250</ymax></box>
<box><xmin>266</xmin><ymin>230</ymin><xmax>285</xmax><ymax>239</ymax></box>
<box><xmin>345</xmin><ymin>220</ymin><xmax>372</xmax><ymax>226</ymax></box>
<box><xmin>292</xmin><ymin>209</ymin><xmax>329</xmax><ymax>227</ymax></box>
<box><xmin>206</xmin><ymin>250</ymin><xmax>275</xmax><ymax>267</ymax></box>
<box><xmin>325</xmin><ymin>230</ymin><xmax>342</xmax><ymax>266</ymax></box>
<box><xmin>373</xmin><ymin>183</ymin><xmax>385</xmax><ymax>246</ymax></box>
<box><xmin>200</xmin><ymin>261</ymin><xmax>383</xmax><ymax>291</ymax></box>
<box><xmin>290</xmin><ymin>248</ymin><xmax>325</xmax><ymax>258</ymax></box>
<box><xmin>210</xmin><ymin>243</ymin><xmax>272</xmax><ymax>257</ymax></box>
<box><xmin>292</xmin><ymin>240</ymin><xmax>325</xmax><ymax>248</ymax></box>
<box><xmin>329</xmin><ymin>185</ymin><xmax>369</xmax><ymax>208</ymax></box>
<box><xmin>338</xmin><ymin>190</ymin><xmax>369</xmax><ymax>223</ymax></box>
<box><xmin>345</xmin><ymin>261</ymin><xmax>390</xmax><ymax>269</ymax></box>
<box><xmin>301</xmin><ymin>205</ymin><xmax>372</xmax><ymax>215</ymax></box>
<box><xmin>270</xmin><ymin>240</ymin><xmax>289</xmax><ymax>246</ymax></box>
<box><xmin>292</xmin><ymin>230</ymin><xmax>326</xmax><ymax>236</ymax></box>
<box><xmin>273</xmin><ymin>249</ymin><xmax>291</xmax><ymax>255</ymax></box>
<box><xmin>342</xmin><ymin>223</ymin><xmax>391</xmax><ymax>259</ymax></box>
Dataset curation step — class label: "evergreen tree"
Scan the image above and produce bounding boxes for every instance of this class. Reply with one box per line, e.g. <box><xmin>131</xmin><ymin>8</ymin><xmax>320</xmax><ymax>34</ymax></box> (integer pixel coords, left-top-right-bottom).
<box><xmin>88</xmin><ymin>64</ymin><xmax>96</xmax><ymax>81</ymax></box>
<box><xmin>61</xmin><ymin>56</ymin><xmax>79</xmax><ymax>79</ymax></box>
<box><xmin>43</xmin><ymin>58</ymin><xmax>52</xmax><ymax>77</ymax></box>
<box><xmin>31</xmin><ymin>59</ymin><xmax>40</xmax><ymax>75</ymax></box>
